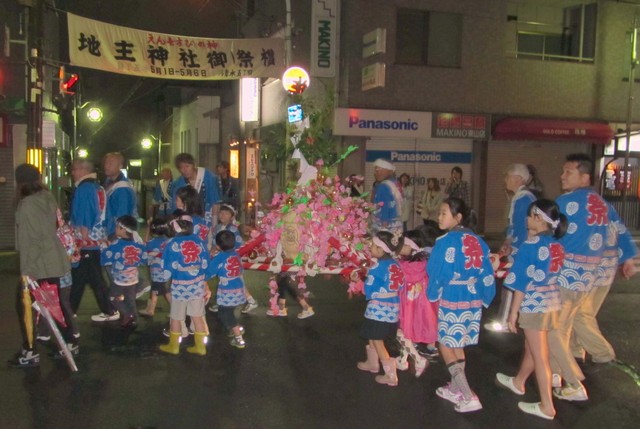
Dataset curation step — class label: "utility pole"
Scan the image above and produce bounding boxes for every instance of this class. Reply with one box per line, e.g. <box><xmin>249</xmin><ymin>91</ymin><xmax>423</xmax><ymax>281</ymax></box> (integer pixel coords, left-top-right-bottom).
<box><xmin>622</xmin><ymin>17</ymin><xmax>639</xmax><ymax>220</ymax></box>
<box><xmin>24</xmin><ymin>0</ymin><xmax>44</xmax><ymax>162</ymax></box>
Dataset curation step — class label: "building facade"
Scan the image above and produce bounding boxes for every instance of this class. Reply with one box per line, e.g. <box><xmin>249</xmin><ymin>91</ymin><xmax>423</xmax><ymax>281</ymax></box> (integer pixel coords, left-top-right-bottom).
<box><xmin>241</xmin><ymin>0</ymin><xmax>640</xmax><ymax>234</ymax></box>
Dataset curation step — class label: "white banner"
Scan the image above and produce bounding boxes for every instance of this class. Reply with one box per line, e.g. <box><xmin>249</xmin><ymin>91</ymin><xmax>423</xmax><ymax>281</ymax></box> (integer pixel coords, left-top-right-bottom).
<box><xmin>311</xmin><ymin>0</ymin><xmax>338</xmax><ymax>78</ymax></box>
<box><xmin>67</xmin><ymin>12</ymin><xmax>285</xmax><ymax>80</ymax></box>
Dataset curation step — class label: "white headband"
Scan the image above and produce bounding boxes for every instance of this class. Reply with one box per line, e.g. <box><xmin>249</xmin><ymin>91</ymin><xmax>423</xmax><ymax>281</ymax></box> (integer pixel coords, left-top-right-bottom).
<box><xmin>373</xmin><ymin>236</ymin><xmax>393</xmax><ymax>255</ymax></box>
<box><xmin>117</xmin><ymin>222</ymin><xmax>143</xmax><ymax>244</ymax></box>
<box><xmin>170</xmin><ymin>215</ymin><xmax>193</xmax><ymax>233</ymax></box>
<box><xmin>533</xmin><ymin>207</ymin><xmax>559</xmax><ymax>229</ymax></box>
<box><xmin>220</xmin><ymin>204</ymin><xmax>237</xmax><ymax>216</ymax></box>
<box><xmin>373</xmin><ymin>159</ymin><xmax>396</xmax><ymax>171</ymax></box>
<box><xmin>403</xmin><ymin>237</ymin><xmax>420</xmax><ymax>252</ymax></box>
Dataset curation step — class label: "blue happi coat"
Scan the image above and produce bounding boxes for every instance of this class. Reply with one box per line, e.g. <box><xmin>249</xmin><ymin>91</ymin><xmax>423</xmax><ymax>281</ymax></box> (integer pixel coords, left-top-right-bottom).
<box><xmin>101</xmin><ymin>238</ymin><xmax>147</xmax><ymax>286</ymax></box>
<box><xmin>557</xmin><ymin>188</ymin><xmax>616</xmax><ymax>292</ymax></box>
<box><xmin>592</xmin><ymin>202</ymin><xmax>638</xmax><ymax>288</ymax></box>
<box><xmin>427</xmin><ymin>228</ymin><xmax>496</xmax><ymax>348</ymax></box>
<box><xmin>506</xmin><ymin>186</ymin><xmax>536</xmax><ymax>253</ymax></box>
<box><xmin>504</xmin><ymin>232</ymin><xmax>563</xmax><ymax>314</ymax></box>
<box><xmin>162</xmin><ymin>234</ymin><xmax>210</xmax><ymax>301</ymax></box>
<box><xmin>364</xmin><ymin>258</ymin><xmax>404</xmax><ymax>323</ymax></box>
<box><xmin>146</xmin><ymin>236</ymin><xmax>169</xmax><ymax>283</ymax></box>
<box><xmin>209</xmin><ymin>250</ymin><xmax>247</xmax><ymax>307</ymax></box>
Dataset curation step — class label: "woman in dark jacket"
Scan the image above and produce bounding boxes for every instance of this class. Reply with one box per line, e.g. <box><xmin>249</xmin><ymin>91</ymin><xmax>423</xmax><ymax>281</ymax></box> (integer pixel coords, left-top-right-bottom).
<box><xmin>9</xmin><ymin>164</ymin><xmax>76</xmax><ymax>368</ymax></box>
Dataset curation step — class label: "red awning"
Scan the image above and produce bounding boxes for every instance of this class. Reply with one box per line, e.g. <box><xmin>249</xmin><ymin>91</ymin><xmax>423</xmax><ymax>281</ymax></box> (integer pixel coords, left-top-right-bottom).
<box><xmin>493</xmin><ymin>118</ymin><xmax>614</xmax><ymax>145</ymax></box>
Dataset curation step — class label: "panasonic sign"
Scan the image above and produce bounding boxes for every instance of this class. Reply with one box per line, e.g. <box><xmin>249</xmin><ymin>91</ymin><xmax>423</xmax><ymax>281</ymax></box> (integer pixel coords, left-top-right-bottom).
<box><xmin>334</xmin><ymin>108</ymin><xmax>432</xmax><ymax>137</ymax></box>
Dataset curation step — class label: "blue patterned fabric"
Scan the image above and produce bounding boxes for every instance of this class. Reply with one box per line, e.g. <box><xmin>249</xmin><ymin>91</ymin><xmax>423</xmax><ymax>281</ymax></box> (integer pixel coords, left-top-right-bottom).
<box><xmin>427</xmin><ymin>228</ymin><xmax>496</xmax><ymax>347</ymax></box>
<box><xmin>372</xmin><ymin>178</ymin><xmax>403</xmax><ymax>233</ymax></box>
<box><xmin>146</xmin><ymin>237</ymin><xmax>169</xmax><ymax>282</ymax></box>
<box><xmin>504</xmin><ymin>233</ymin><xmax>562</xmax><ymax>314</ymax></box>
<box><xmin>209</xmin><ymin>250</ymin><xmax>247</xmax><ymax>307</ymax></box>
<box><xmin>506</xmin><ymin>187</ymin><xmax>536</xmax><ymax>252</ymax></box>
<box><xmin>162</xmin><ymin>235</ymin><xmax>210</xmax><ymax>301</ymax></box>
<box><xmin>215</xmin><ymin>223</ymin><xmax>244</xmax><ymax>249</ymax></box>
<box><xmin>170</xmin><ymin>169</ymin><xmax>222</xmax><ymax>226</ymax></box>
<box><xmin>192</xmin><ymin>215</ymin><xmax>211</xmax><ymax>245</ymax></box>
<box><xmin>593</xmin><ymin>203</ymin><xmax>638</xmax><ymax>288</ymax></box>
<box><xmin>556</xmin><ymin>188</ymin><xmax>623</xmax><ymax>292</ymax></box>
<box><xmin>101</xmin><ymin>239</ymin><xmax>147</xmax><ymax>286</ymax></box>
<box><xmin>70</xmin><ymin>178</ymin><xmax>106</xmax><ymax>248</ymax></box>
<box><xmin>363</xmin><ymin>258</ymin><xmax>403</xmax><ymax>323</ymax></box>
<box><xmin>104</xmin><ymin>174</ymin><xmax>138</xmax><ymax>236</ymax></box>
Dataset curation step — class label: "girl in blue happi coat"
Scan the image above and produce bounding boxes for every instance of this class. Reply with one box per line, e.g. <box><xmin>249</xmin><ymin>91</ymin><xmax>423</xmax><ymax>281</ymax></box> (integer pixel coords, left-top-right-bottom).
<box><xmin>213</xmin><ymin>204</ymin><xmax>259</xmax><ymax>314</ymax></box>
<box><xmin>209</xmin><ymin>230</ymin><xmax>247</xmax><ymax>349</ymax></box>
<box><xmin>427</xmin><ymin>198</ymin><xmax>496</xmax><ymax>413</ymax></box>
<box><xmin>159</xmin><ymin>216</ymin><xmax>212</xmax><ymax>356</ymax></box>
<box><xmin>357</xmin><ymin>230</ymin><xmax>405</xmax><ymax>387</ymax></box>
<box><xmin>140</xmin><ymin>217</ymin><xmax>172</xmax><ymax>317</ymax></box>
<box><xmin>495</xmin><ymin>199</ymin><xmax>567</xmax><ymax>420</ymax></box>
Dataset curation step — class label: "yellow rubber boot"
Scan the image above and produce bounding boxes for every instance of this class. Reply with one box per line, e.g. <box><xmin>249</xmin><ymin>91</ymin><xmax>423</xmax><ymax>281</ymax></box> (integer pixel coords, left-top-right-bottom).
<box><xmin>159</xmin><ymin>331</ymin><xmax>181</xmax><ymax>355</ymax></box>
<box><xmin>187</xmin><ymin>332</ymin><xmax>207</xmax><ymax>356</ymax></box>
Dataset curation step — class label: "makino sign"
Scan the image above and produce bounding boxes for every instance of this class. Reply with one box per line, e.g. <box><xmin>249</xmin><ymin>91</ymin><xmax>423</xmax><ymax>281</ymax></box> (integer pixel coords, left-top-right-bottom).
<box><xmin>67</xmin><ymin>12</ymin><xmax>285</xmax><ymax>80</ymax></box>
<box><xmin>311</xmin><ymin>0</ymin><xmax>338</xmax><ymax>78</ymax></box>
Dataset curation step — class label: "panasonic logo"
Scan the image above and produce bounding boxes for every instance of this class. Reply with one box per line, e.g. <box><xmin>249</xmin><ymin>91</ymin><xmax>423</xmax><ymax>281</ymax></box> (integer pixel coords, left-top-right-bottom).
<box><xmin>348</xmin><ymin>116</ymin><xmax>419</xmax><ymax>131</ymax></box>
<box><xmin>390</xmin><ymin>152</ymin><xmax>442</xmax><ymax>162</ymax></box>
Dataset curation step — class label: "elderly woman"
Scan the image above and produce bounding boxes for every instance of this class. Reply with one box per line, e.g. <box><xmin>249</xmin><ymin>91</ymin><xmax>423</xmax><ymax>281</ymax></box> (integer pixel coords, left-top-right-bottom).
<box><xmin>10</xmin><ymin>164</ymin><xmax>76</xmax><ymax>368</ymax></box>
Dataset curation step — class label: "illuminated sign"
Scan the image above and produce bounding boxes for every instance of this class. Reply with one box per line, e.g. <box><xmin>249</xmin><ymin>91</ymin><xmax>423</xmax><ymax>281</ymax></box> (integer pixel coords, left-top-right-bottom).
<box><xmin>288</xmin><ymin>104</ymin><xmax>303</xmax><ymax>123</ymax></box>
<box><xmin>240</xmin><ymin>78</ymin><xmax>260</xmax><ymax>122</ymax></box>
<box><xmin>282</xmin><ymin>66</ymin><xmax>310</xmax><ymax>94</ymax></box>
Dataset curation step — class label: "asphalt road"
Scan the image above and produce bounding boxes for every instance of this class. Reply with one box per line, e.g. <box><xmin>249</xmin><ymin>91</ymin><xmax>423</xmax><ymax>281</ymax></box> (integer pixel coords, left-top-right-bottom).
<box><xmin>0</xmin><ymin>265</ymin><xmax>638</xmax><ymax>429</ymax></box>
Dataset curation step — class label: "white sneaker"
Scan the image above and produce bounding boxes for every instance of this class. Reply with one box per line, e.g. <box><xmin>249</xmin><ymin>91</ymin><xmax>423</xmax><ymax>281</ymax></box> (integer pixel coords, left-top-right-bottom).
<box><xmin>266</xmin><ymin>307</ymin><xmax>288</xmax><ymax>317</ymax></box>
<box><xmin>135</xmin><ymin>284</ymin><xmax>152</xmax><ymax>299</ymax></box>
<box><xmin>553</xmin><ymin>383</ymin><xmax>588</xmax><ymax>401</ymax></box>
<box><xmin>241</xmin><ymin>301</ymin><xmax>259</xmax><ymax>314</ymax></box>
<box><xmin>455</xmin><ymin>396</ymin><xmax>483</xmax><ymax>413</ymax></box>
<box><xmin>297</xmin><ymin>307</ymin><xmax>315</xmax><ymax>319</ymax></box>
<box><xmin>495</xmin><ymin>372</ymin><xmax>525</xmax><ymax>395</ymax></box>
<box><xmin>551</xmin><ymin>373</ymin><xmax>562</xmax><ymax>388</ymax></box>
<box><xmin>435</xmin><ymin>384</ymin><xmax>462</xmax><ymax>404</ymax></box>
<box><xmin>91</xmin><ymin>311</ymin><xmax>120</xmax><ymax>322</ymax></box>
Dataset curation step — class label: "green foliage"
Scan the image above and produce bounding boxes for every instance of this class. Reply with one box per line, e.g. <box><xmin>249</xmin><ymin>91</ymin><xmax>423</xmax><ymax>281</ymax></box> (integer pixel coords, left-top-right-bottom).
<box><xmin>261</xmin><ymin>88</ymin><xmax>338</xmax><ymax>166</ymax></box>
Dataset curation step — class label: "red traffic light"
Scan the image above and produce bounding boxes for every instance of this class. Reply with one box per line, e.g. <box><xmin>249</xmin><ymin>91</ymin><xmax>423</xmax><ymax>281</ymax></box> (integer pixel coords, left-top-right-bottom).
<box><xmin>62</xmin><ymin>74</ymin><xmax>79</xmax><ymax>94</ymax></box>
<box><xmin>58</xmin><ymin>66</ymin><xmax>79</xmax><ymax>95</ymax></box>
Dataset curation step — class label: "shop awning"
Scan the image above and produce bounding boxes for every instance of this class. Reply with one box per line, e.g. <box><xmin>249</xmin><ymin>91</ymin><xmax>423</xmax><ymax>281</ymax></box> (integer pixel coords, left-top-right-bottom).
<box><xmin>493</xmin><ymin>118</ymin><xmax>614</xmax><ymax>145</ymax></box>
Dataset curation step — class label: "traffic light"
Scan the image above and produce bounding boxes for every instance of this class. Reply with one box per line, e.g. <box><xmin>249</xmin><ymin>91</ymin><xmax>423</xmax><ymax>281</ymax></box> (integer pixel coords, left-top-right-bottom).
<box><xmin>58</xmin><ymin>66</ymin><xmax>79</xmax><ymax>95</ymax></box>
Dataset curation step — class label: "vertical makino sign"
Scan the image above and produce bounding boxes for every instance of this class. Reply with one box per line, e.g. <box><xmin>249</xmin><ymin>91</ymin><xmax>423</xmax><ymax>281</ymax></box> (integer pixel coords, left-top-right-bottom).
<box><xmin>311</xmin><ymin>0</ymin><xmax>339</xmax><ymax>78</ymax></box>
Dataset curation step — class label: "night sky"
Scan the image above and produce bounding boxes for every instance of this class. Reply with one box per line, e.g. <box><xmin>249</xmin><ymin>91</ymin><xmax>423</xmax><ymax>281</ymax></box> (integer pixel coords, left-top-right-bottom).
<box><xmin>57</xmin><ymin>0</ymin><xmax>241</xmax><ymax>161</ymax></box>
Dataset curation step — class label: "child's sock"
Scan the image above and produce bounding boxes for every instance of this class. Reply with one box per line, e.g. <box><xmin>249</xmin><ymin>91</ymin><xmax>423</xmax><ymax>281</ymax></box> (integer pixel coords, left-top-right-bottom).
<box><xmin>447</xmin><ymin>360</ymin><xmax>473</xmax><ymax>401</ymax></box>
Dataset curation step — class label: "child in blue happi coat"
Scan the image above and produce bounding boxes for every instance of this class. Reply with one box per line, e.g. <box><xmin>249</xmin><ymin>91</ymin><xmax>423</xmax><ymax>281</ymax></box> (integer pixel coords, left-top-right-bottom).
<box><xmin>427</xmin><ymin>198</ymin><xmax>496</xmax><ymax>413</ymax></box>
<box><xmin>100</xmin><ymin>215</ymin><xmax>147</xmax><ymax>328</ymax></box>
<box><xmin>357</xmin><ymin>230</ymin><xmax>405</xmax><ymax>387</ymax></box>
<box><xmin>209</xmin><ymin>230</ymin><xmax>248</xmax><ymax>348</ymax></box>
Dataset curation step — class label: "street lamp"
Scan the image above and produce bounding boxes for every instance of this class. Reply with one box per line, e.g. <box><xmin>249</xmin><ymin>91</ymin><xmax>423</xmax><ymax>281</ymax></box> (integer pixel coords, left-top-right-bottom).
<box><xmin>77</xmin><ymin>148</ymin><xmax>88</xmax><ymax>158</ymax></box>
<box><xmin>86</xmin><ymin>107</ymin><xmax>103</xmax><ymax>122</ymax></box>
<box><xmin>141</xmin><ymin>137</ymin><xmax>153</xmax><ymax>150</ymax></box>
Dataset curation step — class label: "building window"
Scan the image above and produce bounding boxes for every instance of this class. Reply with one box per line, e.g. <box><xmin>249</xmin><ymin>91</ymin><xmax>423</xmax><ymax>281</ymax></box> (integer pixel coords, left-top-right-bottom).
<box><xmin>508</xmin><ymin>2</ymin><xmax>597</xmax><ymax>62</ymax></box>
<box><xmin>395</xmin><ymin>9</ymin><xmax>462</xmax><ymax>68</ymax></box>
